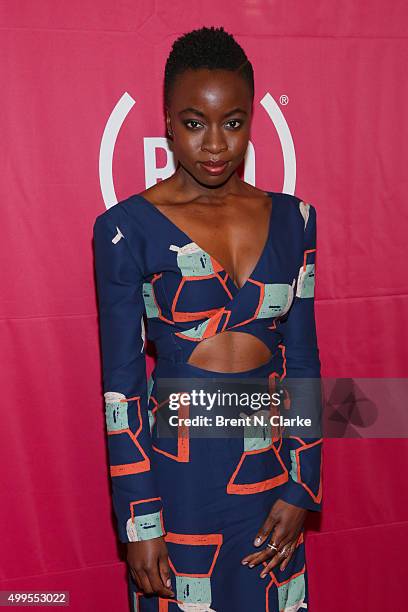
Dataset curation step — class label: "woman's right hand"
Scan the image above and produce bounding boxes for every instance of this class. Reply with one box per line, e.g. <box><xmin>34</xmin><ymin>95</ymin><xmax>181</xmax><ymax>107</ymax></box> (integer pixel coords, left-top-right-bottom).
<box><xmin>127</xmin><ymin>537</ymin><xmax>175</xmax><ymax>598</ymax></box>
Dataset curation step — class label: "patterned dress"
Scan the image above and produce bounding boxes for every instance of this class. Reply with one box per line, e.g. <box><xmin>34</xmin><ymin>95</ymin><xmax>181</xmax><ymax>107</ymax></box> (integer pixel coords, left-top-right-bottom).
<box><xmin>93</xmin><ymin>191</ymin><xmax>323</xmax><ymax>612</ymax></box>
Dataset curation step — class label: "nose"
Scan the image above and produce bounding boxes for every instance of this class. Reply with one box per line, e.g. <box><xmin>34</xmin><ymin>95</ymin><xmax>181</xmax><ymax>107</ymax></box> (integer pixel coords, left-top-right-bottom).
<box><xmin>200</xmin><ymin>124</ymin><xmax>228</xmax><ymax>153</ymax></box>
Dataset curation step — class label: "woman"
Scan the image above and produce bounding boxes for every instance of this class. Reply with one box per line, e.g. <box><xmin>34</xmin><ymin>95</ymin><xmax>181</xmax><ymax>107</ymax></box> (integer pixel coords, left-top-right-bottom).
<box><xmin>93</xmin><ymin>26</ymin><xmax>322</xmax><ymax>612</ymax></box>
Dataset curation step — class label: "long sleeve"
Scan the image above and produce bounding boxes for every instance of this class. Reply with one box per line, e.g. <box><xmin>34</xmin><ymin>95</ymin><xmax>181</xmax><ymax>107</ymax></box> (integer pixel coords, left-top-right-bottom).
<box><xmin>93</xmin><ymin>208</ymin><xmax>165</xmax><ymax>542</ymax></box>
<box><xmin>276</xmin><ymin>202</ymin><xmax>323</xmax><ymax>512</ymax></box>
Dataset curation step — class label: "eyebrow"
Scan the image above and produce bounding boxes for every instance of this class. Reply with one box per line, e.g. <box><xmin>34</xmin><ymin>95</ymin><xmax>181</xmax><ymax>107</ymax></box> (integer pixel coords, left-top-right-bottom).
<box><xmin>178</xmin><ymin>107</ymin><xmax>247</xmax><ymax>118</ymax></box>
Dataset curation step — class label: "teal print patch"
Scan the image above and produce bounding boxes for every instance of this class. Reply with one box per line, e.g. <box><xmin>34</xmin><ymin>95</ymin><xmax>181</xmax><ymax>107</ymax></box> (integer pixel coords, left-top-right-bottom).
<box><xmin>104</xmin><ymin>392</ymin><xmax>129</xmax><ymax>432</ymax></box>
<box><xmin>126</xmin><ymin>511</ymin><xmax>164</xmax><ymax>542</ymax></box>
<box><xmin>175</xmin><ymin>576</ymin><xmax>212</xmax><ymax>604</ymax></box>
<box><xmin>257</xmin><ymin>281</ymin><xmax>295</xmax><ymax>318</ymax></box>
<box><xmin>170</xmin><ymin>242</ymin><xmax>216</xmax><ymax>277</ymax></box>
<box><xmin>278</xmin><ymin>573</ymin><xmax>306</xmax><ymax>610</ymax></box>
<box><xmin>296</xmin><ymin>263</ymin><xmax>315</xmax><ymax>298</ymax></box>
<box><xmin>142</xmin><ymin>282</ymin><xmax>160</xmax><ymax>318</ymax></box>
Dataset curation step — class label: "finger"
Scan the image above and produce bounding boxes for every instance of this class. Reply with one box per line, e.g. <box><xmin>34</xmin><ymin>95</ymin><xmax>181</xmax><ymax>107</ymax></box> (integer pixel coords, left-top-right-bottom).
<box><xmin>260</xmin><ymin>544</ymin><xmax>294</xmax><ymax>578</ymax></box>
<box><xmin>129</xmin><ymin>567</ymin><xmax>143</xmax><ymax>593</ymax></box>
<box><xmin>260</xmin><ymin>556</ymin><xmax>281</xmax><ymax>578</ymax></box>
<box><xmin>242</xmin><ymin>536</ymin><xmax>280</xmax><ymax>565</ymax></box>
<box><xmin>252</xmin><ymin>514</ymin><xmax>279</xmax><ymax>548</ymax></box>
<box><xmin>244</xmin><ymin>548</ymin><xmax>276</xmax><ymax>568</ymax></box>
<box><xmin>242</xmin><ymin>546</ymin><xmax>273</xmax><ymax>566</ymax></box>
<box><xmin>242</xmin><ymin>521</ymin><xmax>291</xmax><ymax>566</ymax></box>
<box><xmin>260</xmin><ymin>541</ymin><xmax>296</xmax><ymax>578</ymax></box>
<box><xmin>274</xmin><ymin>528</ymin><xmax>302</xmax><ymax>566</ymax></box>
<box><xmin>158</xmin><ymin>555</ymin><xmax>174</xmax><ymax>593</ymax></box>
<box><xmin>146</xmin><ymin>564</ymin><xmax>174</xmax><ymax>598</ymax></box>
<box><xmin>279</xmin><ymin>543</ymin><xmax>296</xmax><ymax>572</ymax></box>
<box><xmin>265</xmin><ymin>529</ymin><xmax>296</xmax><ymax>572</ymax></box>
<box><xmin>265</xmin><ymin>523</ymin><xmax>289</xmax><ymax>553</ymax></box>
<box><xmin>135</xmin><ymin>570</ymin><xmax>154</xmax><ymax>595</ymax></box>
<box><xmin>242</xmin><ymin>541</ymin><xmax>281</xmax><ymax>568</ymax></box>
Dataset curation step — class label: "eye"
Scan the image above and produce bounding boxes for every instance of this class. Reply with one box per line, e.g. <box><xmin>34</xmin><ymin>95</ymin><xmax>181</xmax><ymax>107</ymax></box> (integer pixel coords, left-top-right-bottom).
<box><xmin>184</xmin><ymin>120</ymin><xmax>203</xmax><ymax>130</ymax></box>
<box><xmin>183</xmin><ymin>119</ymin><xmax>243</xmax><ymax>130</ymax></box>
<box><xmin>225</xmin><ymin>119</ymin><xmax>243</xmax><ymax>129</ymax></box>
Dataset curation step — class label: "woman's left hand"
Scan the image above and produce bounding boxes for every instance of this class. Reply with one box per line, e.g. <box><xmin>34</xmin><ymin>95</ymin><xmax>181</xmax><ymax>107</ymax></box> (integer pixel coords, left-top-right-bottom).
<box><xmin>241</xmin><ymin>498</ymin><xmax>307</xmax><ymax>577</ymax></box>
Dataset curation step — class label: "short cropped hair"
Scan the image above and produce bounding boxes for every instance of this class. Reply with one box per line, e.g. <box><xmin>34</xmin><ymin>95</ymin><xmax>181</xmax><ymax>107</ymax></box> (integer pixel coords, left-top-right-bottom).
<box><xmin>164</xmin><ymin>25</ymin><xmax>254</xmax><ymax>108</ymax></box>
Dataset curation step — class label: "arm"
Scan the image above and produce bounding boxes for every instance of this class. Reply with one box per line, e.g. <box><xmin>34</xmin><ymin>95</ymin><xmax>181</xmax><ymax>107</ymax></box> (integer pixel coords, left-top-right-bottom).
<box><xmin>276</xmin><ymin>201</ymin><xmax>323</xmax><ymax>512</ymax></box>
<box><xmin>93</xmin><ymin>209</ymin><xmax>165</xmax><ymax>542</ymax></box>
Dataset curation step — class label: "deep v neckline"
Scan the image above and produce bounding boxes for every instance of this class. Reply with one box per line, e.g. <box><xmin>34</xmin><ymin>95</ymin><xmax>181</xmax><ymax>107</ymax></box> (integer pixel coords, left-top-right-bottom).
<box><xmin>134</xmin><ymin>191</ymin><xmax>275</xmax><ymax>292</ymax></box>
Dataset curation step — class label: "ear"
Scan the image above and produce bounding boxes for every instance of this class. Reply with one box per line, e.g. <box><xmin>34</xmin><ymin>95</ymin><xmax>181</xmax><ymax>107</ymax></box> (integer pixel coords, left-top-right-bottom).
<box><xmin>165</xmin><ymin>111</ymin><xmax>173</xmax><ymax>137</ymax></box>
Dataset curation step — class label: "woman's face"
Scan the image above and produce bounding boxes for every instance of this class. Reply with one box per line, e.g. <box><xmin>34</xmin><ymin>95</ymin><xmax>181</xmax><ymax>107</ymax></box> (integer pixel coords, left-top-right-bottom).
<box><xmin>166</xmin><ymin>68</ymin><xmax>253</xmax><ymax>186</ymax></box>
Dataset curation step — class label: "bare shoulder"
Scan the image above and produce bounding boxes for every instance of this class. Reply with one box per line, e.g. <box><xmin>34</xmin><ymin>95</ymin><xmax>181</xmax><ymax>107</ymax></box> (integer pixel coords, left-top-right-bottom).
<box><xmin>239</xmin><ymin>181</ymin><xmax>270</xmax><ymax>199</ymax></box>
<box><xmin>138</xmin><ymin>180</ymin><xmax>179</xmax><ymax>206</ymax></box>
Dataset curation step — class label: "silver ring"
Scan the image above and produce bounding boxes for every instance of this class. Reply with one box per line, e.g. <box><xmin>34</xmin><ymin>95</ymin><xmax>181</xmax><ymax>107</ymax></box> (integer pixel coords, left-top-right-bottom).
<box><xmin>266</xmin><ymin>542</ymin><xmax>278</xmax><ymax>551</ymax></box>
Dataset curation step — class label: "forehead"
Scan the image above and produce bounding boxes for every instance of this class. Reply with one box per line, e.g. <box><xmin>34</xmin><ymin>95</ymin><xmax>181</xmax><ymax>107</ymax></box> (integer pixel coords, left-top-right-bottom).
<box><xmin>169</xmin><ymin>68</ymin><xmax>251</xmax><ymax>113</ymax></box>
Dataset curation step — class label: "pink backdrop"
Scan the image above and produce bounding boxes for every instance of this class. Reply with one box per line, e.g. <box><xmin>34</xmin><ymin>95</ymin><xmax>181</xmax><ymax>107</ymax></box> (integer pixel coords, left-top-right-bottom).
<box><xmin>1</xmin><ymin>2</ymin><xmax>407</xmax><ymax>610</ymax></box>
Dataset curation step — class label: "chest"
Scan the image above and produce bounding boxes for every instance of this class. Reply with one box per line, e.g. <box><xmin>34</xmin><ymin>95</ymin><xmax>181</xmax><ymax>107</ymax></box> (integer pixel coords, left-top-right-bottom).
<box><xmin>147</xmin><ymin>196</ymin><xmax>273</xmax><ymax>291</ymax></box>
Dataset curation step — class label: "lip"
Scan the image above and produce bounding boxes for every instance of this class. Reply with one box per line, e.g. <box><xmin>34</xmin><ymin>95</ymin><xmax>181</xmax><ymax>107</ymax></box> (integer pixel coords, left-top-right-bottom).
<box><xmin>200</xmin><ymin>161</ymin><xmax>229</xmax><ymax>175</ymax></box>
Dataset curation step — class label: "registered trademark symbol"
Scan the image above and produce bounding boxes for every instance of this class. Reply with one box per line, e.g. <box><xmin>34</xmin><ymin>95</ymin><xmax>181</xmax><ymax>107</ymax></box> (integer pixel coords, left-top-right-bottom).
<box><xmin>280</xmin><ymin>94</ymin><xmax>289</xmax><ymax>105</ymax></box>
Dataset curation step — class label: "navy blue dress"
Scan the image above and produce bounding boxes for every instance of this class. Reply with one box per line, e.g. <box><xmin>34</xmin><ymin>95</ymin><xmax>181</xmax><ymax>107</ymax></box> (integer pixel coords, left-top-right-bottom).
<box><xmin>93</xmin><ymin>191</ymin><xmax>322</xmax><ymax>611</ymax></box>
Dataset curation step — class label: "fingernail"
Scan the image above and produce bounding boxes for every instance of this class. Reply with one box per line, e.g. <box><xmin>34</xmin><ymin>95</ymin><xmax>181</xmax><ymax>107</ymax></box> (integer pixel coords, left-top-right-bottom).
<box><xmin>241</xmin><ymin>560</ymin><xmax>248</xmax><ymax>565</ymax></box>
<box><xmin>249</xmin><ymin>564</ymin><xmax>254</xmax><ymax>568</ymax></box>
<box><xmin>166</xmin><ymin>578</ymin><xmax>171</xmax><ymax>587</ymax></box>
<box><xmin>254</xmin><ymin>537</ymin><xmax>262</xmax><ymax>546</ymax></box>
<box><xmin>260</xmin><ymin>574</ymin><xmax>266</xmax><ymax>579</ymax></box>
